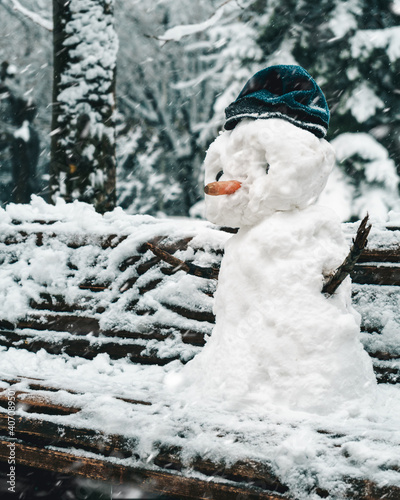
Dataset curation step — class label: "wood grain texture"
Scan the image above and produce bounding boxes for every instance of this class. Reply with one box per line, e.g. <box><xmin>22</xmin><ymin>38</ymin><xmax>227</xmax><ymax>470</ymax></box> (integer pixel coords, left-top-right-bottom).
<box><xmin>0</xmin><ymin>440</ymin><xmax>290</xmax><ymax>500</ymax></box>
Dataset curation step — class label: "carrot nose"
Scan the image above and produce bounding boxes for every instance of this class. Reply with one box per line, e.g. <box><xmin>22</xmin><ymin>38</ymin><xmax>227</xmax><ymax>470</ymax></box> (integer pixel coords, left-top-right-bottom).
<box><xmin>204</xmin><ymin>180</ymin><xmax>242</xmax><ymax>196</ymax></box>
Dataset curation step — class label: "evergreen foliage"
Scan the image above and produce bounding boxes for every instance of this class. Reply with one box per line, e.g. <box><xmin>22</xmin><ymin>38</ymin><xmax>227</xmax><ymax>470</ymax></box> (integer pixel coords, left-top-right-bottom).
<box><xmin>0</xmin><ymin>0</ymin><xmax>399</xmax><ymax>219</ymax></box>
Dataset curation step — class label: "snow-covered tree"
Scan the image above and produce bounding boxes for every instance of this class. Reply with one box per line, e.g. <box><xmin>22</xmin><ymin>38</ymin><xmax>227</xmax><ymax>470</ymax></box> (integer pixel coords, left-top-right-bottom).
<box><xmin>115</xmin><ymin>1</ymin><xmax>224</xmax><ymax>216</ymax></box>
<box><xmin>173</xmin><ymin>0</ymin><xmax>400</xmax><ymax>220</ymax></box>
<box><xmin>0</xmin><ymin>61</ymin><xmax>40</xmax><ymax>204</ymax></box>
<box><xmin>50</xmin><ymin>0</ymin><xmax>118</xmax><ymax>213</ymax></box>
<box><xmin>0</xmin><ymin>0</ymin><xmax>52</xmax><ymax>203</ymax></box>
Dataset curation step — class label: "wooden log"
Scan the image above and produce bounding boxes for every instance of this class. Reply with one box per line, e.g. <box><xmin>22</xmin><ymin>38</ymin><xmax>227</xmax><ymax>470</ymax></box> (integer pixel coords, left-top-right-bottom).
<box><xmin>17</xmin><ymin>315</ymin><xmax>101</xmax><ymax>336</ymax></box>
<box><xmin>1</xmin><ymin>231</ymin><xmax>128</xmax><ymax>250</ymax></box>
<box><xmin>161</xmin><ymin>302</ymin><xmax>215</xmax><ymax>324</ymax></box>
<box><xmin>0</xmin><ymin>413</ymin><xmax>287</xmax><ymax>495</ymax></box>
<box><xmin>0</xmin><ymin>415</ymin><xmax>136</xmax><ymax>458</ymax></box>
<box><xmin>78</xmin><ymin>282</ymin><xmax>110</xmax><ymax>292</ymax></box>
<box><xmin>154</xmin><ymin>450</ymin><xmax>289</xmax><ymax>496</ymax></box>
<box><xmin>29</xmin><ymin>294</ymin><xmax>88</xmax><ymax>313</ymax></box>
<box><xmin>373</xmin><ymin>366</ymin><xmax>400</xmax><ymax>384</ymax></box>
<box><xmin>1</xmin><ymin>376</ymin><xmax>151</xmax><ymax>406</ymax></box>
<box><xmin>11</xmin><ymin>219</ymin><xmax>58</xmax><ymax>226</ymax></box>
<box><xmin>14</xmin><ymin>315</ymin><xmax>173</xmax><ymax>342</ymax></box>
<box><xmin>118</xmin><ymin>255</ymin><xmax>142</xmax><ymax>272</ymax></box>
<box><xmin>349</xmin><ymin>478</ymin><xmax>400</xmax><ymax>500</ymax></box>
<box><xmin>351</xmin><ymin>265</ymin><xmax>400</xmax><ymax>286</ymax></box>
<box><xmin>358</xmin><ymin>248</ymin><xmax>400</xmax><ymax>263</ymax></box>
<box><xmin>181</xmin><ymin>331</ymin><xmax>207</xmax><ymax>347</ymax></box>
<box><xmin>138</xmin><ymin>278</ymin><xmax>164</xmax><ymax>295</ymax></box>
<box><xmin>367</xmin><ymin>351</ymin><xmax>400</xmax><ymax>361</ymax></box>
<box><xmin>0</xmin><ymin>440</ymin><xmax>290</xmax><ymax>500</ymax></box>
<box><xmin>0</xmin><ymin>440</ymin><xmax>398</xmax><ymax>500</ymax></box>
<box><xmin>0</xmin><ymin>391</ymin><xmax>80</xmax><ymax>416</ymax></box>
<box><xmin>0</xmin><ymin>330</ymin><xmax>176</xmax><ymax>365</ymax></box>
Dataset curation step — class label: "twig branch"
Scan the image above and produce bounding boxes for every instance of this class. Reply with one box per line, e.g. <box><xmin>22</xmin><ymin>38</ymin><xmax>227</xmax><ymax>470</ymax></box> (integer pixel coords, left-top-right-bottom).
<box><xmin>10</xmin><ymin>0</ymin><xmax>53</xmax><ymax>31</ymax></box>
<box><xmin>146</xmin><ymin>242</ymin><xmax>219</xmax><ymax>280</ymax></box>
<box><xmin>147</xmin><ymin>0</ymin><xmax>235</xmax><ymax>45</ymax></box>
<box><xmin>322</xmin><ymin>214</ymin><xmax>372</xmax><ymax>295</ymax></box>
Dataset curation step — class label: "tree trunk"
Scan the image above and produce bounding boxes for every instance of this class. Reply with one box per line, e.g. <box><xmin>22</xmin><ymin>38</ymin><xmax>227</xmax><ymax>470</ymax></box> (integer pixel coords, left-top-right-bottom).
<box><xmin>50</xmin><ymin>0</ymin><xmax>118</xmax><ymax>213</ymax></box>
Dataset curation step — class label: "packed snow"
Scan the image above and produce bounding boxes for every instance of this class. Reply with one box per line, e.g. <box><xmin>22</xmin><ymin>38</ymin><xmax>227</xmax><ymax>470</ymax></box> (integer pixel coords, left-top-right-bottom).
<box><xmin>173</xmin><ymin>119</ymin><xmax>377</xmax><ymax>415</ymax></box>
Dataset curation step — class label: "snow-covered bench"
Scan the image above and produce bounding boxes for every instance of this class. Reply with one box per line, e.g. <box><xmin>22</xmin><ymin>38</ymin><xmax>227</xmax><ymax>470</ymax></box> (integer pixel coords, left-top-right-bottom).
<box><xmin>0</xmin><ymin>198</ymin><xmax>399</xmax><ymax>499</ymax></box>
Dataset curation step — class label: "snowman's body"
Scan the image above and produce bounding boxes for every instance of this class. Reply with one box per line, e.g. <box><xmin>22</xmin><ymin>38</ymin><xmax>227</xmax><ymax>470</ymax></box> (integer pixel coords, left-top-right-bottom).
<box><xmin>181</xmin><ymin>119</ymin><xmax>376</xmax><ymax>414</ymax></box>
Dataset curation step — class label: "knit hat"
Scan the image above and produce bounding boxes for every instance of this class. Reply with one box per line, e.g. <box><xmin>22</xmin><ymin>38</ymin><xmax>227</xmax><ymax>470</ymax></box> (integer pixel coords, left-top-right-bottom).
<box><xmin>224</xmin><ymin>65</ymin><xmax>330</xmax><ymax>138</ymax></box>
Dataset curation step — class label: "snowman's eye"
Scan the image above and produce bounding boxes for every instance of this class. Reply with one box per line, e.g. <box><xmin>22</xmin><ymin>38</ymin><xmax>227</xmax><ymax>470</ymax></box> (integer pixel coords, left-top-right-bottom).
<box><xmin>216</xmin><ymin>170</ymin><xmax>223</xmax><ymax>181</ymax></box>
<box><xmin>266</xmin><ymin>163</ymin><xmax>270</xmax><ymax>174</ymax></box>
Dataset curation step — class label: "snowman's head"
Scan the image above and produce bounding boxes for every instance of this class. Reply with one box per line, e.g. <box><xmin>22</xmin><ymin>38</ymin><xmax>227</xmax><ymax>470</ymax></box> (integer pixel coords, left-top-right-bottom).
<box><xmin>204</xmin><ymin>118</ymin><xmax>335</xmax><ymax>227</ymax></box>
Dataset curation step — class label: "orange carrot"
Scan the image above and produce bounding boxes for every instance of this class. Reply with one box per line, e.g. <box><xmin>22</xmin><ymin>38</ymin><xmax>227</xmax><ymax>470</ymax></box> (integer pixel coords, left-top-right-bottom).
<box><xmin>204</xmin><ymin>180</ymin><xmax>242</xmax><ymax>196</ymax></box>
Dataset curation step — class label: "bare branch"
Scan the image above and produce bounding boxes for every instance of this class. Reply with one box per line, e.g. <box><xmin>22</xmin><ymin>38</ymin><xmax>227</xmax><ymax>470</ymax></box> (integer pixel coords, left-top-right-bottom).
<box><xmin>150</xmin><ymin>0</ymin><xmax>235</xmax><ymax>45</ymax></box>
<box><xmin>10</xmin><ymin>0</ymin><xmax>53</xmax><ymax>31</ymax></box>
<box><xmin>322</xmin><ymin>214</ymin><xmax>372</xmax><ymax>295</ymax></box>
<box><xmin>146</xmin><ymin>242</ymin><xmax>219</xmax><ymax>280</ymax></box>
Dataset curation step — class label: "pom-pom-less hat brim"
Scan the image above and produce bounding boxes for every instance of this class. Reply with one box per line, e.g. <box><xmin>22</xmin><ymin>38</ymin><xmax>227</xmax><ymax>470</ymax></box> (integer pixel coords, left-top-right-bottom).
<box><xmin>224</xmin><ymin>65</ymin><xmax>330</xmax><ymax>139</ymax></box>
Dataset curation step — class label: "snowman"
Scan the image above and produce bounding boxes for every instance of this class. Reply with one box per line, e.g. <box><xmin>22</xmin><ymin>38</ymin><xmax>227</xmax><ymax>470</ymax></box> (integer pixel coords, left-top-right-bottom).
<box><xmin>179</xmin><ymin>65</ymin><xmax>376</xmax><ymax>414</ymax></box>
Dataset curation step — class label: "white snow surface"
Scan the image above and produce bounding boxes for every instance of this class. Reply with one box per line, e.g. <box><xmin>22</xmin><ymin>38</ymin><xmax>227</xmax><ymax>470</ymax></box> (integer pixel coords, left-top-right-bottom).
<box><xmin>0</xmin><ymin>196</ymin><xmax>399</xmax><ymax>498</ymax></box>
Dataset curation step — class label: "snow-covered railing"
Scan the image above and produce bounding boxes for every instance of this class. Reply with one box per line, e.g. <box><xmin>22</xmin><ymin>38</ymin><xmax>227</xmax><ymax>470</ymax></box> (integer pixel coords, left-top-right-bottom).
<box><xmin>0</xmin><ymin>198</ymin><xmax>399</xmax><ymax>499</ymax></box>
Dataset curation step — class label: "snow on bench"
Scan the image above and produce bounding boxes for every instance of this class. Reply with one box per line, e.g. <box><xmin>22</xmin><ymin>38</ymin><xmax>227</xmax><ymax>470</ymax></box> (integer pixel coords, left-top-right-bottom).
<box><xmin>0</xmin><ymin>197</ymin><xmax>399</xmax><ymax>500</ymax></box>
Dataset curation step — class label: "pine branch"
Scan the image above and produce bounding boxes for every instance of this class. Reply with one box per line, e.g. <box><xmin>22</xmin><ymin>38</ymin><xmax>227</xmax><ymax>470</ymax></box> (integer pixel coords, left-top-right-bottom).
<box><xmin>322</xmin><ymin>214</ymin><xmax>372</xmax><ymax>295</ymax></box>
<box><xmin>146</xmin><ymin>242</ymin><xmax>219</xmax><ymax>280</ymax></box>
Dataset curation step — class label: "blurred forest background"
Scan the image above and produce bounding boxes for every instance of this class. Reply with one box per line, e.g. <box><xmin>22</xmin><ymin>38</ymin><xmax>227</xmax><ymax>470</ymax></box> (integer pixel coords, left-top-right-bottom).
<box><xmin>0</xmin><ymin>0</ymin><xmax>399</xmax><ymax>222</ymax></box>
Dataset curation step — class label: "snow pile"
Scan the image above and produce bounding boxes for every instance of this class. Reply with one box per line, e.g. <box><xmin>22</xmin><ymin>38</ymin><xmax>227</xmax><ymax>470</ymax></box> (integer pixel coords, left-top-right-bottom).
<box><xmin>177</xmin><ymin>118</ymin><xmax>376</xmax><ymax>415</ymax></box>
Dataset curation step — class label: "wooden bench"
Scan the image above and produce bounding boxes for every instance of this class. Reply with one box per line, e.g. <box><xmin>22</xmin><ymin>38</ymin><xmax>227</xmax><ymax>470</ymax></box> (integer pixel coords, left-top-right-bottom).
<box><xmin>0</xmin><ymin>204</ymin><xmax>399</xmax><ymax>499</ymax></box>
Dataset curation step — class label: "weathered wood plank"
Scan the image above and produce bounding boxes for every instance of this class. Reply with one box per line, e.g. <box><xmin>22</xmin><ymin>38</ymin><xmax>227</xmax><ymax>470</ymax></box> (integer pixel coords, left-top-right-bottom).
<box><xmin>373</xmin><ymin>366</ymin><xmax>400</xmax><ymax>384</ymax></box>
<box><xmin>0</xmin><ymin>440</ymin><xmax>290</xmax><ymax>500</ymax></box>
<box><xmin>154</xmin><ymin>449</ymin><xmax>290</xmax><ymax>496</ymax></box>
<box><xmin>161</xmin><ymin>303</ymin><xmax>215</xmax><ymax>324</ymax></box>
<box><xmin>0</xmin><ymin>376</ymin><xmax>151</xmax><ymax>407</ymax></box>
<box><xmin>0</xmin><ymin>413</ymin><xmax>287</xmax><ymax>495</ymax></box>
<box><xmin>0</xmin><ymin>391</ymin><xmax>80</xmax><ymax>416</ymax></box>
<box><xmin>14</xmin><ymin>316</ymin><xmax>170</xmax><ymax>342</ymax></box>
<box><xmin>0</xmin><ymin>330</ymin><xmax>175</xmax><ymax>365</ymax></box>
<box><xmin>358</xmin><ymin>248</ymin><xmax>400</xmax><ymax>263</ymax></box>
<box><xmin>1</xmin><ymin>231</ymin><xmax>128</xmax><ymax>249</ymax></box>
<box><xmin>0</xmin><ymin>439</ymin><xmax>398</xmax><ymax>500</ymax></box>
<box><xmin>351</xmin><ymin>264</ymin><xmax>400</xmax><ymax>286</ymax></box>
<box><xmin>17</xmin><ymin>316</ymin><xmax>101</xmax><ymax>336</ymax></box>
<box><xmin>0</xmin><ymin>415</ymin><xmax>136</xmax><ymax>458</ymax></box>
